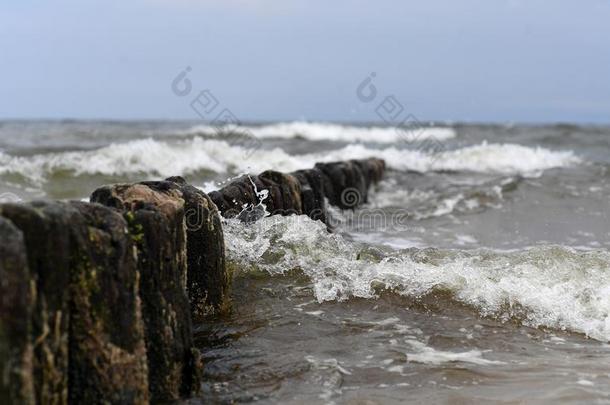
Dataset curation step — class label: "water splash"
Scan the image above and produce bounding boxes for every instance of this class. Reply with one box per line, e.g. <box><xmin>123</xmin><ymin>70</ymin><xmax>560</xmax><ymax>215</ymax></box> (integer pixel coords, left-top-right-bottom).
<box><xmin>224</xmin><ymin>214</ymin><xmax>610</xmax><ymax>341</ymax></box>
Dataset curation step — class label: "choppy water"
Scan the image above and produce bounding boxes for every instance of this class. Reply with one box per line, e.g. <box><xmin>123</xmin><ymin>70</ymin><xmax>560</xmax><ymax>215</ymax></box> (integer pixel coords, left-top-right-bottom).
<box><xmin>2</xmin><ymin>120</ymin><xmax>610</xmax><ymax>404</ymax></box>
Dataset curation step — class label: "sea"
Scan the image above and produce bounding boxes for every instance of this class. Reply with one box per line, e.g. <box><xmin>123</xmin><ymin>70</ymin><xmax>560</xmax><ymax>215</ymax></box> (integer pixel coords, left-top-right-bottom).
<box><xmin>2</xmin><ymin>120</ymin><xmax>610</xmax><ymax>404</ymax></box>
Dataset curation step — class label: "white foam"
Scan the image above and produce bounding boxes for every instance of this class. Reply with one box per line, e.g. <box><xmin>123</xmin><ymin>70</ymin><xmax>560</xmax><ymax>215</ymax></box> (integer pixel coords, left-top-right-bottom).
<box><xmin>334</xmin><ymin>142</ymin><xmax>580</xmax><ymax>175</ymax></box>
<box><xmin>577</xmin><ymin>379</ymin><xmax>595</xmax><ymax>386</ymax></box>
<box><xmin>184</xmin><ymin>121</ymin><xmax>456</xmax><ymax>143</ymax></box>
<box><xmin>405</xmin><ymin>339</ymin><xmax>504</xmax><ymax>366</ymax></box>
<box><xmin>224</xmin><ymin>214</ymin><xmax>610</xmax><ymax>342</ymax></box>
<box><xmin>0</xmin><ymin>138</ymin><xmax>302</xmax><ymax>185</ymax></box>
<box><xmin>0</xmin><ymin>138</ymin><xmax>580</xmax><ymax>186</ymax></box>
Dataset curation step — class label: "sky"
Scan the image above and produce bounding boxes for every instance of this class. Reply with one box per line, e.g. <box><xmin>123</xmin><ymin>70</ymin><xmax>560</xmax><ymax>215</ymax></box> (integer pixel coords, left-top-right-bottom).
<box><xmin>1</xmin><ymin>0</ymin><xmax>609</xmax><ymax>123</ymax></box>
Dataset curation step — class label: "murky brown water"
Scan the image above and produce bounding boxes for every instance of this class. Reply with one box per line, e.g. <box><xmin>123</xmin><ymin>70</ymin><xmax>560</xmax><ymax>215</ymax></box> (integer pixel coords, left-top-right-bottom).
<box><xmin>192</xmin><ymin>274</ymin><xmax>610</xmax><ymax>404</ymax></box>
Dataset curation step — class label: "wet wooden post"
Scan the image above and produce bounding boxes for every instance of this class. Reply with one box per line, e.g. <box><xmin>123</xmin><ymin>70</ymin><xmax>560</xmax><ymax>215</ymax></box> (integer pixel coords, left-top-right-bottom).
<box><xmin>0</xmin><ymin>157</ymin><xmax>385</xmax><ymax>404</ymax></box>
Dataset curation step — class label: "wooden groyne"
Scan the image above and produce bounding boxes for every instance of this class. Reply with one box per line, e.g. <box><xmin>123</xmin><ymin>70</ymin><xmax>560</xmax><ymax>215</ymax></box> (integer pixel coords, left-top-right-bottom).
<box><xmin>209</xmin><ymin>158</ymin><xmax>385</xmax><ymax>222</ymax></box>
<box><xmin>0</xmin><ymin>158</ymin><xmax>385</xmax><ymax>404</ymax></box>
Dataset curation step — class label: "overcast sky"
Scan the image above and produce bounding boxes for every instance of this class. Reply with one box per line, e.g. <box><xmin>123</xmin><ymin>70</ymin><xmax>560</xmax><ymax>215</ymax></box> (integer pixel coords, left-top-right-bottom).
<box><xmin>1</xmin><ymin>0</ymin><xmax>609</xmax><ymax>123</ymax></box>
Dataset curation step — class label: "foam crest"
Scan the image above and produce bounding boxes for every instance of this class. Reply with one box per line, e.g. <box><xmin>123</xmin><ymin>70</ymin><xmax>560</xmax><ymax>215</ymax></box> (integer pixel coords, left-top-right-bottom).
<box><xmin>0</xmin><ymin>138</ymin><xmax>580</xmax><ymax>185</ymax></box>
<box><xmin>184</xmin><ymin>121</ymin><xmax>456</xmax><ymax>143</ymax></box>
<box><xmin>333</xmin><ymin>142</ymin><xmax>580</xmax><ymax>175</ymax></box>
<box><xmin>0</xmin><ymin>139</ymin><xmax>301</xmax><ymax>185</ymax></box>
<box><xmin>224</xmin><ymin>214</ymin><xmax>610</xmax><ymax>341</ymax></box>
<box><xmin>404</xmin><ymin>340</ymin><xmax>505</xmax><ymax>366</ymax></box>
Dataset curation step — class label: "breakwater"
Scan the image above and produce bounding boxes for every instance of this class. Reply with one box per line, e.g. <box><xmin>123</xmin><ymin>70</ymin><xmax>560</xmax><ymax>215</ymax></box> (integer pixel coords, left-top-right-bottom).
<box><xmin>0</xmin><ymin>158</ymin><xmax>385</xmax><ymax>404</ymax></box>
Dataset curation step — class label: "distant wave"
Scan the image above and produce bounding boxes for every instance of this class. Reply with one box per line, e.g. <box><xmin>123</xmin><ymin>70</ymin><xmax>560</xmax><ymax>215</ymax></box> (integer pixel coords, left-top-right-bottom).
<box><xmin>182</xmin><ymin>121</ymin><xmax>456</xmax><ymax>143</ymax></box>
<box><xmin>225</xmin><ymin>214</ymin><xmax>610</xmax><ymax>341</ymax></box>
<box><xmin>0</xmin><ymin>138</ymin><xmax>580</xmax><ymax>185</ymax></box>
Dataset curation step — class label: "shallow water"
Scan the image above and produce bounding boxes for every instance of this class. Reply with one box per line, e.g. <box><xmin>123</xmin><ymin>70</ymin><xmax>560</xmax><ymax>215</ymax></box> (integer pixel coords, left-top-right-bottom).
<box><xmin>2</xmin><ymin>120</ymin><xmax>610</xmax><ymax>403</ymax></box>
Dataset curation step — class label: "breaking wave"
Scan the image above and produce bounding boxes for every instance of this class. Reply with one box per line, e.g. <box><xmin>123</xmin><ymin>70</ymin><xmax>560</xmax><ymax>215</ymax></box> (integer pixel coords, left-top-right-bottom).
<box><xmin>182</xmin><ymin>121</ymin><xmax>456</xmax><ymax>143</ymax></box>
<box><xmin>0</xmin><ymin>137</ymin><xmax>580</xmax><ymax>186</ymax></box>
<box><xmin>224</xmin><ymin>214</ymin><xmax>610</xmax><ymax>341</ymax></box>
